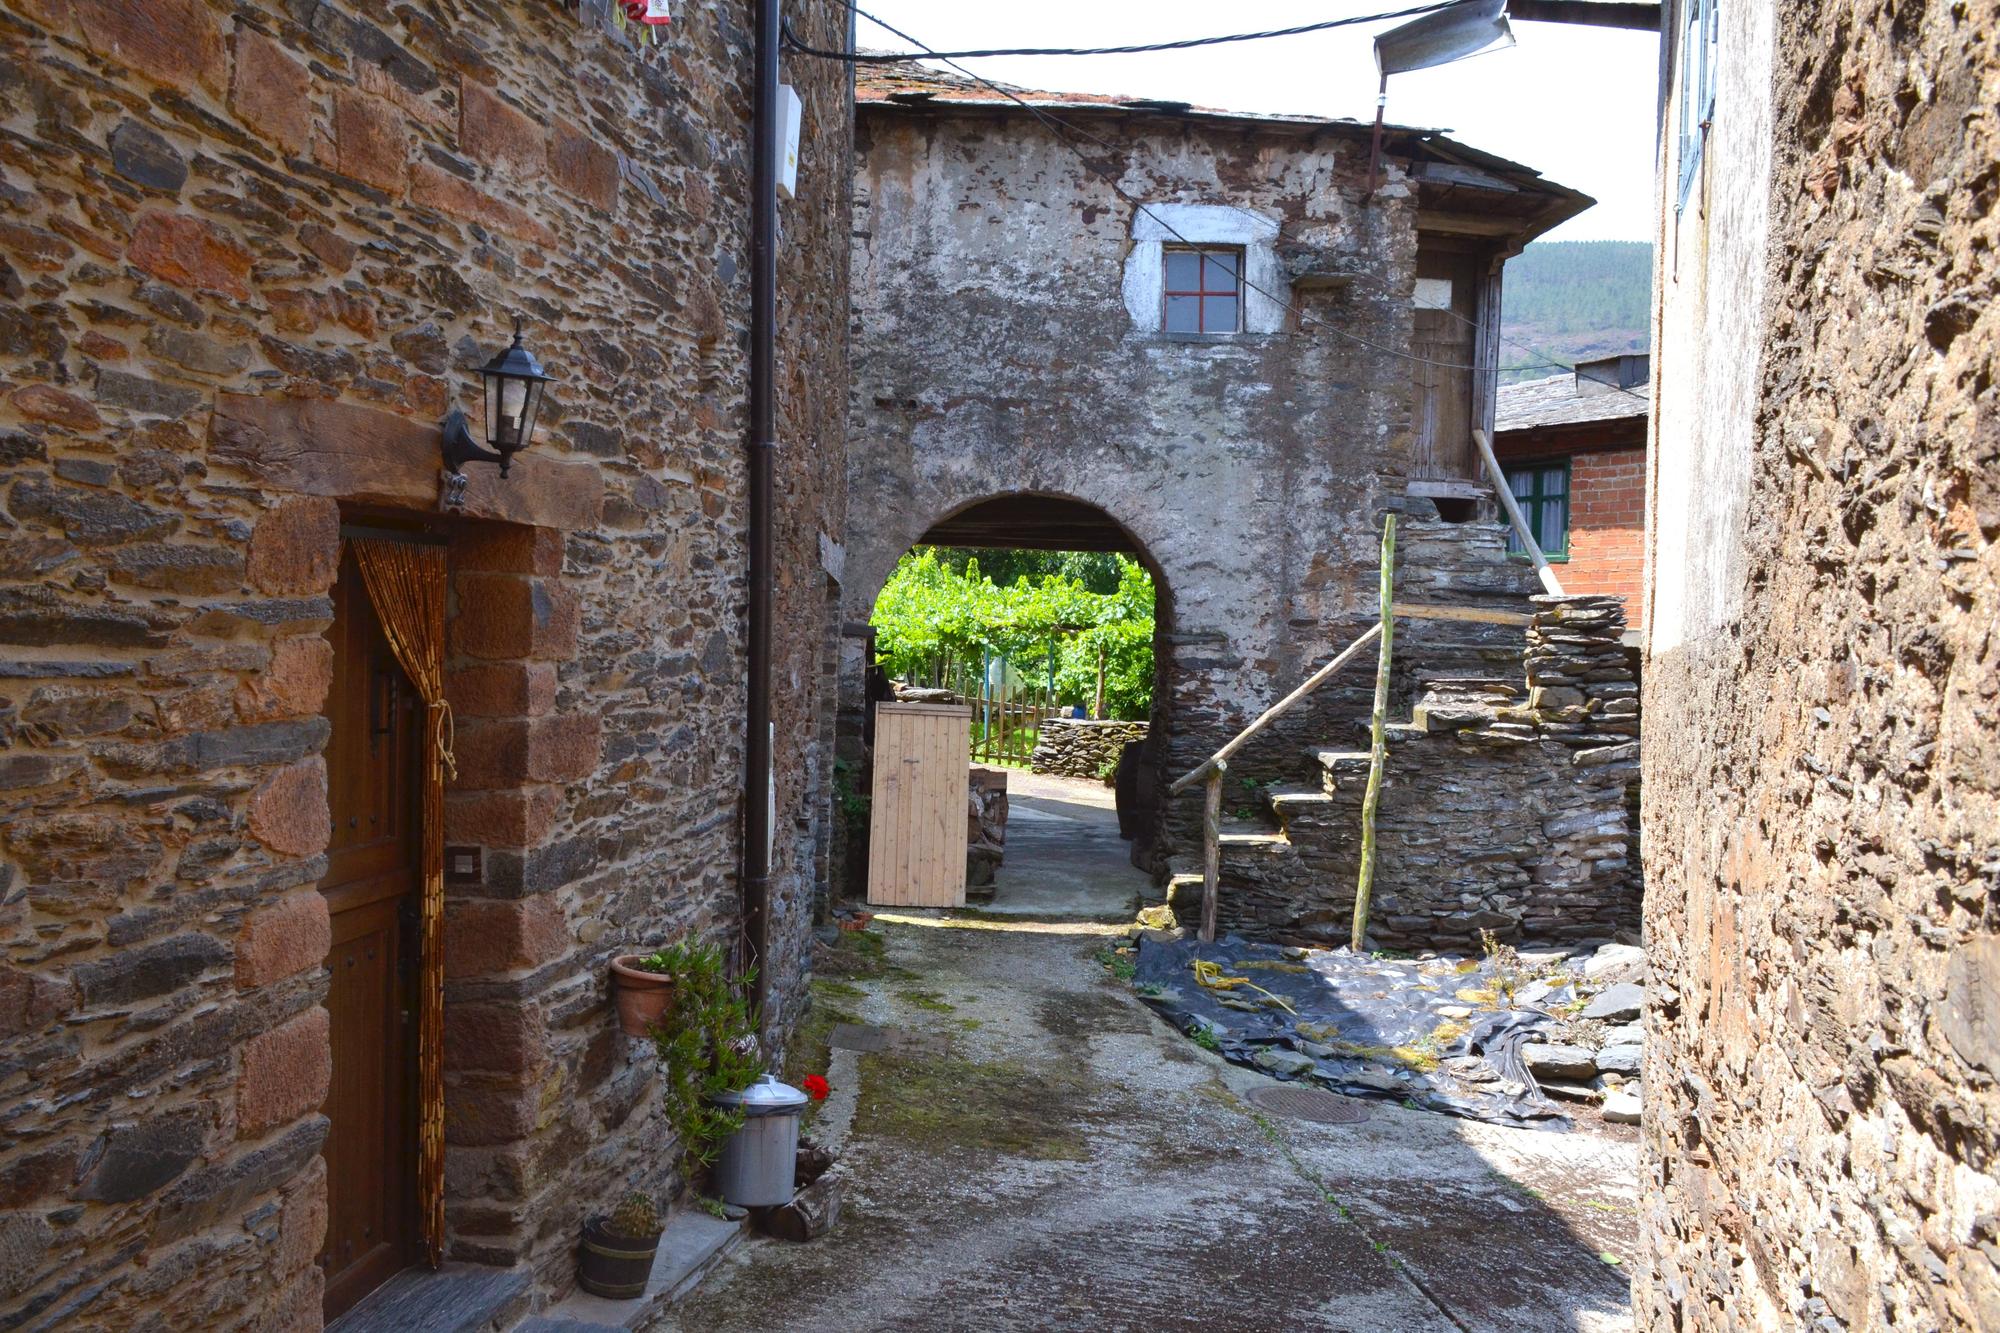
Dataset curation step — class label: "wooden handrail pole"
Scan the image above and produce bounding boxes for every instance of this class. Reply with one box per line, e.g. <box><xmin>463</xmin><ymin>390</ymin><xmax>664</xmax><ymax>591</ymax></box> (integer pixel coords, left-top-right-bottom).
<box><xmin>1201</xmin><ymin>764</ymin><xmax>1223</xmax><ymax>944</ymax></box>
<box><xmin>1169</xmin><ymin>621</ymin><xmax>1384</xmax><ymax>794</ymax></box>
<box><xmin>1352</xmin><ymin>514</ymin><xmax>1397</xmax><ymax>951</ymax></box>
<box><xmin>1473</xmin><ymin>428</ymin><xmax>1565</xmax><ymax>596</ymax></box>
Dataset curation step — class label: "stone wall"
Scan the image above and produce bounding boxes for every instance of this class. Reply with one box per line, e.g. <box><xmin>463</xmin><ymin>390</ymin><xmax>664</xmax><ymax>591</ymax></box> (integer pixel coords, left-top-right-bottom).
<box><xmin>1639</xmin><ymin>3</ymin><xmax>2000</xmax><ymax>1329</ymax></box>
<box><xmin>1196</xmin><ymin>595</ymin><xmax>1639</xmax><ymax>949</ymax></box>
<box><xmin>1029</xmin><ymin>719</ymin><xmax>1148</xmax><ymax>782</ymax></box>
<box><xmin>965</xmin><ymin>767</ymin><xmax>1006</xmax><ymax>896</ymax></box>
<box><xmin>0</xmin><ymin>0</ymin><xmax>851</xmax><ymax>1325</ymax></box>
<box><xmin>839</xmin><ymin>89</ymin><xmax>1578</xmax><ymax>893</ymax></box>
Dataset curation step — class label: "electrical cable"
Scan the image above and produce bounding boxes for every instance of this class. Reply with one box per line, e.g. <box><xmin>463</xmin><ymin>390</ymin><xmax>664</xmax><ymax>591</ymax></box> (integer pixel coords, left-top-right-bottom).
<box><xmin>782</xmin><ymin>1</ymin><xmax>1469</xmax><ymax>62</ymax></box>
<box><xmin>816</xmin><ymin>2</ymin><xmax>1649</xmax><ymax>400</ymax></box>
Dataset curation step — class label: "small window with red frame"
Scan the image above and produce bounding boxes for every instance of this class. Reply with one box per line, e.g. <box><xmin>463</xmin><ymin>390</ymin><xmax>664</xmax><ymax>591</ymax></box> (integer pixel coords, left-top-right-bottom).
<box><xmin>1162</xmin><ymin>246</ymin><xmax>1242</xmax><ymax>333</ymax></box>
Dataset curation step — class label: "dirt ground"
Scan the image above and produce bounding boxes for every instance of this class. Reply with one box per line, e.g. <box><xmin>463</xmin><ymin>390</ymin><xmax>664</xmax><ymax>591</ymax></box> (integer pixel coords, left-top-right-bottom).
<box><xmin>661</xmin><ymin>908</ymin><xmax>1637</xmax><ymax>1332</ymax></box>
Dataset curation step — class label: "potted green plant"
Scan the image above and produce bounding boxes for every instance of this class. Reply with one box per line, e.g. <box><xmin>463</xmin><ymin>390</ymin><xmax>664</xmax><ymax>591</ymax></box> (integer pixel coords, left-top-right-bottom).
<box><xmin>610</xmin><ymin>950</ymin><xmax>678</xmax><ymax>1037</ymax></box>
<box><xmin>578</xmin><ymin>1191</ymin><xmax>663</xmax><ymax>1298</ymax></box>
<box><xmin>647</xmin><ymin>939</ymin><xmax>763</xmax><ymax>1183</ymax></box>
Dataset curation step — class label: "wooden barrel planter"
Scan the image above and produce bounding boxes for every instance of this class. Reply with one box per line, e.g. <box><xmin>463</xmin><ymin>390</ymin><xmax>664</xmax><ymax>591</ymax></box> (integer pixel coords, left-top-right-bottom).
<box><xmin>577</xmin><ymin>1216</ymin><xmax>662</xmax><ymax>1298</ymax></box>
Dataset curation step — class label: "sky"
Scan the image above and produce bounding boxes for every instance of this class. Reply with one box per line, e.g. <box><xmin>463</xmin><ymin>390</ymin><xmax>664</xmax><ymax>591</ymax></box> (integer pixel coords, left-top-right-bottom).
<box><xmin>848</xmin><ymin>3</ymin><xmax>1662</xmax><ymax>243</ymax></box>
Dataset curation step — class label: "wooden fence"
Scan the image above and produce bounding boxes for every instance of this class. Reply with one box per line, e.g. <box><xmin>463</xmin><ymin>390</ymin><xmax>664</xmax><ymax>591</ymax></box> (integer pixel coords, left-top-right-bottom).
<box><xmin>910</xmin><ymin>651</ymin><xmax>1068</xmax><ymax>767</ymax></box>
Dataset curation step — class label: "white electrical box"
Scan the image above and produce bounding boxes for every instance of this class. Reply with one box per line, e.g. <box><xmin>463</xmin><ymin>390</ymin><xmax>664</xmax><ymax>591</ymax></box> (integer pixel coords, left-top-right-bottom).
<box><xmin>778</xmin><ymin>84</ymin><xmax>803</xmax><ymax>199</ymax></box>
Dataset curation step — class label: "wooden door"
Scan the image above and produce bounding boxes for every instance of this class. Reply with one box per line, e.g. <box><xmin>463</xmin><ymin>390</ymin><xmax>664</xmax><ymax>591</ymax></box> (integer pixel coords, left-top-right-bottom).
<box><xmin>318</xmin><ymin>550</ymin><xmax>422</xmax><ymax>1321</ymax></box>
<box><xmin>1410</xmin><ymin>248</ymin><xmax>1482</xmax><ymax>480</ymax></box>
<box><xmin>866</xmin><ymin>703</ymin><xmax>971</xmax><ymax>908</ymax></box>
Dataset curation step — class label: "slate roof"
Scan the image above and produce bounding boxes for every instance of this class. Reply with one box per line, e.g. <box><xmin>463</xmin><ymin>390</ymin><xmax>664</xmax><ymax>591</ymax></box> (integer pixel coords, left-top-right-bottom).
<box><xmin>1495</xmin><ymin>371</ymin><xmax>1651</xmax><ymax>433</ymax></box>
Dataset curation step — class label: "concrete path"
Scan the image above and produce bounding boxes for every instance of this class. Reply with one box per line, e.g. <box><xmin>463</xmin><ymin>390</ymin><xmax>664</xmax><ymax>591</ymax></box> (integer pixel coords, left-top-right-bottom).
<box><xmin>979</xmin><ymin>769</ymin><xmax>1149</xmax><ymax>920</ymax></box>
<box><xmin>661</xmin><ymin>908</ymin><xmax>1637</xmax><ymax>1332</ymax></box>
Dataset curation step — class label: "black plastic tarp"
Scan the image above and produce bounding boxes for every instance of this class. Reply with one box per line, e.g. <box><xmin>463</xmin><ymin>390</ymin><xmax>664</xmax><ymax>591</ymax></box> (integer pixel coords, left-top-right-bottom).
<box><xmin>1133</xmin><ymin>934</ymin><xmax>1575</xmax><ymax>1131</ymax></box>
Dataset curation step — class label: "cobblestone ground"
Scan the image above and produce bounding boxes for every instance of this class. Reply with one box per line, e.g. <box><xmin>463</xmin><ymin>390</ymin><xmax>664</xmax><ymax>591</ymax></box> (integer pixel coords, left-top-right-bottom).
<box><xmin>660</xmin><ymin>906</ymin><xmax>1637</xmax><ymax>1332</ymax></box>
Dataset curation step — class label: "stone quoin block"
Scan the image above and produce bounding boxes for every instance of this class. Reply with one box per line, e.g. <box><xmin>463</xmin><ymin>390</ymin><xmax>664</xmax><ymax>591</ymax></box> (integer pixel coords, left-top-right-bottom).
<box><xmin>552</xmin><ymin>119</ymin><xmax>620</xmax><ymax>212</ymax></box>
<box><xmin>126</xmin><ymin>211</ymin><xmax>254</xmax><ymax>301</ymax></box>
<box><xmin>452</xmin><ymin>574</ymin><xmax>580</xmax><ymax>661</ymax></box>
<box><xmin>443</xmin><ymin>786</ymin><xmax>561</xmax><ymax>849</ymax></box>
<box><xmin>230</xmin><ymin>28</ymin><xmax>313</xmax><ymax>158</ymax></box>
<box><xmin>276</xmin><ymin>1157</ymin><xmax>327</xmax><ymax>1279</ymax></box>
<box><xmin>237</xmin><ymin>635</ymin><xmax>334</xmax><ymax>723</ymax></box>
<box><xmin>446</xmin><ymin>661</ymin><xmax>557</xmax><ymax>718</ymax></box>
<box><xmin>443</xmin><ymin>1083</ymin><xmax>539</xmax><ymax>1147</ymax></box>
<box><xmin>454</xmin><ymin>525</ymin><xmax>564</xmax><ymax>577</ymax></box>
<box><xmin>72</xmin><ymin>0</ymin><xmax>225</xmax><ymax>95</ymax></box>
<box><xmin>247</xmin><ymin>496</ymin><xmax>340</xmax><ymax>595</ymax></box>
<box><xmin>441</xmin><ymin>895</ymin><xmax>568</xmax><ymax>980</ymax></box>
<box><xmin>331</xmin><ymin>89</ymin><xmax>409</xmax><ymax>195</ymax></box>
<box><xmin>248</xmin><ymin>757</ymin><xmax>330</xmax><ymax>858</ymax></box>
<box><xmin>443</xmin><ymin>1002</ymin><xmax>551</xmax><ymax>1081</ymax></box>
<box><xmin>450</xmin><ymin>712</ymin><xmax>601</xmax><ymax>789</ymax></box>
<box><xmin>460</xmin><ymin>80</ymin><xmax>547</xmax><ymax>177</ymax></box>
<box><xmin>235</xmin><ymin>891</ymin><xmax>331</xmax><ymax>990</ymax></box>
<box><xmin>237</xmin><ymin>1007</ymin><xmax>331</xmax><ymax>1137</ymax></box>
<box><xmin>407</xmin><ymin>163</ymin><xmax>556</xmax><ymax>247</ymax></box>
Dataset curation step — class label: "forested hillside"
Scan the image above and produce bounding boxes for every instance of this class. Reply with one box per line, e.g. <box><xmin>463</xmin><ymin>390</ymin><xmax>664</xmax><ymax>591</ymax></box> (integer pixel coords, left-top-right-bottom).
<box><xmin>1499</xmin><ymin>240</ymin><xmax>1653</xmax><ymax>382</ymax></box>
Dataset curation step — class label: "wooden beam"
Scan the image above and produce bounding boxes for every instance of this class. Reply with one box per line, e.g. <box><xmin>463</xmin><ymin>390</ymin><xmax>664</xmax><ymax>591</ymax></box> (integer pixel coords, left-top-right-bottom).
<box><xmin>1201</xmin><ymin>766</ymin><xmax>1223</xmax><ymax>945</ymax></box>
<box><xmin>1392</xmin><ymin>602</ymin><xmax>1534</xmax><ymax>627</ymax></box>
<box><xmin>1508</xmin><ymin>1</ymin><xmax>1661</xmax><ymax>30</ymax></box>
<box><xmin>1170</xmin><ymin>622</ymin><xmax>1383</xmax><ymax>794</ymax></box>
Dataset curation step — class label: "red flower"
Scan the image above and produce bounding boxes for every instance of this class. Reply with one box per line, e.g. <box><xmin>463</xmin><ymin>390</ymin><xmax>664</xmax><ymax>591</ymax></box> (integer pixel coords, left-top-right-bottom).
<box><xmin>803</xmin><ymin>1074</ymin><xmax>830</xmax><ymax>1101</ymax></box>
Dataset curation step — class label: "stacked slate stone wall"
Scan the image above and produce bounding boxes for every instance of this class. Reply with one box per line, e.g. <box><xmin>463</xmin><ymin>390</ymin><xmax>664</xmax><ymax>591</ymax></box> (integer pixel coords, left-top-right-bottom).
<box><xmin>0</xmin><ymin>0</ymin><xmax>851</xmax><ymax>1325</ymax></box>
<box><xmin>1209</xmin><ymin>595</ymin><xmax>1640</xmax><ymax>949</ymax></box>
<box><xmin>1029</xmin><ymin>718</ymin><xmax>1148</xmax><ymax>781</ymax></box>
<box><xmin>1639</xmin><ymin>4</ymin><xmax>2000</xmax><ymax>1328</ymax></box>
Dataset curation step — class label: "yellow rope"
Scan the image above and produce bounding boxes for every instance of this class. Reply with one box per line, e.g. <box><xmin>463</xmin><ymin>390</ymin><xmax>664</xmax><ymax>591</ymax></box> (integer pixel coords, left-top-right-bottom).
<box><xmin>1192</xmin><ymin>959</ymin><xmax>1298</xmax><ymax>1014</ymax></box>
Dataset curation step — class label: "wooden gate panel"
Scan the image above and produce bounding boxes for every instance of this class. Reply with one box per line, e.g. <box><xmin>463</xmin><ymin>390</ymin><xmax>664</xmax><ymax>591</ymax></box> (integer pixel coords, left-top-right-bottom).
<box><xmin>867</xmin><ymin>703</ymin><xmax>970</xmax><ymax>908</ymax></box>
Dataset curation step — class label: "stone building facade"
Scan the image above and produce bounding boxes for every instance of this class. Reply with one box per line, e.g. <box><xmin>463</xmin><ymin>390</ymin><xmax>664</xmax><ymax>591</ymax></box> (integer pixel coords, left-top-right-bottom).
<box><xmin>1640</xmin><ymin>1</ymin><xmax>1999</xmax><ymax>1328</ymax></box>
<box><xmin>0</xmin><ymin>0</ymin><xmax>851</xmax><ymax>1326</ymax></box>
<box><xmin>839</xmin><ymin>64</ymin><xmax>1637</xmax><ymax>946</ymax></box>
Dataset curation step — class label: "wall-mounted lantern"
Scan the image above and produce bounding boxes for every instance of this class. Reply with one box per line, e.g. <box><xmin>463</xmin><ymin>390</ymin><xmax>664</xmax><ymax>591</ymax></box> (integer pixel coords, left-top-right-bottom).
<box><xmin>439</xmin><ymin>318</ymin><xmax>554</xmax><ymax>509</ymax></box>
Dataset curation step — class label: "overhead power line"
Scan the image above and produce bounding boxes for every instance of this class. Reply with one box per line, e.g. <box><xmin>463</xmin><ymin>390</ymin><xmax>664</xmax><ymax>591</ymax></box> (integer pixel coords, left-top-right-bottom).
<box><xmin>783</xmin><ymin>1</ymin><xmax>1469</xmax><ymax>62</ymax></box>
<box><xmin>805</xmin><ymin>2</ymin><xmax>1649</xmax><ymax>400</ymax></box>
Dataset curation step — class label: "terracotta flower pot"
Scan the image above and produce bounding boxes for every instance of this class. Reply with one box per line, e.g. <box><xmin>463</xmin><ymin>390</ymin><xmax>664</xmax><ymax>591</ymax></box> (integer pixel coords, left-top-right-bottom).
<box><xmin>610</xmin><ymin>955</ymin><xmax>675</xmax><ymax>1037</ymax></box>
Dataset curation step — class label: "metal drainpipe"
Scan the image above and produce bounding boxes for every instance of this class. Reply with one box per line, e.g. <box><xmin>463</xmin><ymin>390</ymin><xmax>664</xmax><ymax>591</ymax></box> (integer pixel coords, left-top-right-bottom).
<box><xmin>743</xmin><ymin>0</ymin><xmax>779</xmax><ymax>1026</ymax></box>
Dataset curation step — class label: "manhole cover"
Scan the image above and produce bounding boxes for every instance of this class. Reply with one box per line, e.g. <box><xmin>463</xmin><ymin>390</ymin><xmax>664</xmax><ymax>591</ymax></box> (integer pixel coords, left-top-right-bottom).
<box><xmin>1244</xmin><ymin>1084</ymin><xmax>1373</xmax><ymax>1125</ymax></box>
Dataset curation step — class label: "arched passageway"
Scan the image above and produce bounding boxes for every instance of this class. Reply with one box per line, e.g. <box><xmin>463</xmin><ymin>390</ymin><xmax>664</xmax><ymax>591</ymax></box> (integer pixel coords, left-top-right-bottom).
<box><xmin>833</xmin><ymin>492</ymin><xmax>1175</xmax><ymax>917</ymax></box>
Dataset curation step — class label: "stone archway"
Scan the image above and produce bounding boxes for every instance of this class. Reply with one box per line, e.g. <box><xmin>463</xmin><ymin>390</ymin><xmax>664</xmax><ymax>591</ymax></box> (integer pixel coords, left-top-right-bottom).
<box><xmin>833</xmin><ymin>490</ymin><xmax>1183</xmax><ymax>905</ymax></box>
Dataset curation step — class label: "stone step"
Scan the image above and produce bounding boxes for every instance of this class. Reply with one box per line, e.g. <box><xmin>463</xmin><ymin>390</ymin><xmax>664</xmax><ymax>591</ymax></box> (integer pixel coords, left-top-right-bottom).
<box><xmin>512</xmin><ymin>1210</ymin><xmax>745</xmax><ymax>1333</ymax></box>
<box><xmin>331</xmin><ymin>1264</ymin><xmax>533</xmax><ymax>1333</ymax></box>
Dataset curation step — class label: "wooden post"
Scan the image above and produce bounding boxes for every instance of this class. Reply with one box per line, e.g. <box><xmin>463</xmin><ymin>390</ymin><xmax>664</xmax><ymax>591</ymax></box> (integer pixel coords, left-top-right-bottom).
<box><xmin>1202</xmin><ymin>763</ymin><xmax>1225</xmax><ymax>944</ymax></box>
<box><xmin>1093</xmin><ymin>640</ymin><xmax>1107</xmax><ymax>720</ymax></box>
<box><xmin>1352</xmin><ymin>514</ymin><xmax>1397</xmax><ymax>952</ymax></box>
<box><xmin>1473</xmin><ymin>428</ymin><xmax>1565</xmax><ymax>596</ymax></box>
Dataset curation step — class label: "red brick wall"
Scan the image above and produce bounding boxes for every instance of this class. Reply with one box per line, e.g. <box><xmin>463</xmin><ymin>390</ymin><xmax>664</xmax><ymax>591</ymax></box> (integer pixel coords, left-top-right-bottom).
<box><xmin>1564</xmin><ymin>447</ymin><xmax>1647</xmax><ymax>628</ymax></box>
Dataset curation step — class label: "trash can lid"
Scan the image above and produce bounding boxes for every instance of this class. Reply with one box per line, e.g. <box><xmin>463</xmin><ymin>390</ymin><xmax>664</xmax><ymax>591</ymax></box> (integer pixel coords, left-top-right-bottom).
<box><xmin>714</xmin><ymin>1073</ymin><xmax>809</xmax><ymax>1116</ymax></box>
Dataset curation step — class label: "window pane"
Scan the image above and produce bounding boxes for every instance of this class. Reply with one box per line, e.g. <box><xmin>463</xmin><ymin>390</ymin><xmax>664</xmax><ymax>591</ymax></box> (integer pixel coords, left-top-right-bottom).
<box><xmin>1542</xmin><ymin>465</ymin><xmax>1568</xmax><ymax>498</ymax></box>
<box><xmin>1203</xmin><ymin>252</ymin><xmax>1240</xmax><ymax>292</ymax></box>
<box><xmin>1201</xmin><ymin>296</ymin><xmax>1238</xmax><ymax>333</ymax></box>
<box><xmin>1510</xmin><ymin>470</ymin><xmax>1535</xmax><ymax>499</ymax></box>
<box><xmin>1164</xmin><ymin>295</ymin><xmax>1200</xmax><ymax>332</ymax></box>
<box><xmin>1163</xmin><ymin>250</ymin><xmax>1200</xmax><ymax>291</ymax></box>
<box><xmin>1538</xmin><ymin>496</ymin><xmax>1568</xmax><ymax>553</ymax></box>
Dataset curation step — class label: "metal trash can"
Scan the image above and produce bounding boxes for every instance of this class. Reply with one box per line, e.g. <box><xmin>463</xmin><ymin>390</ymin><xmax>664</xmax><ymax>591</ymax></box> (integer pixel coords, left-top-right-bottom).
<box><xmin>713</xmin><ymin>1074</ymin><xmax>809</xmax><ymax>1206</ymax></box>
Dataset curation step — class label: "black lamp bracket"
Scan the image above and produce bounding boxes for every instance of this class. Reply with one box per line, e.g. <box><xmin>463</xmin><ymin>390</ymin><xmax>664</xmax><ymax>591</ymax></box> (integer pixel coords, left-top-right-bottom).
<box><xmin>438</xmin><ymin>406</ymin><xmax>508</xmax><ymax>511</ymax></box>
